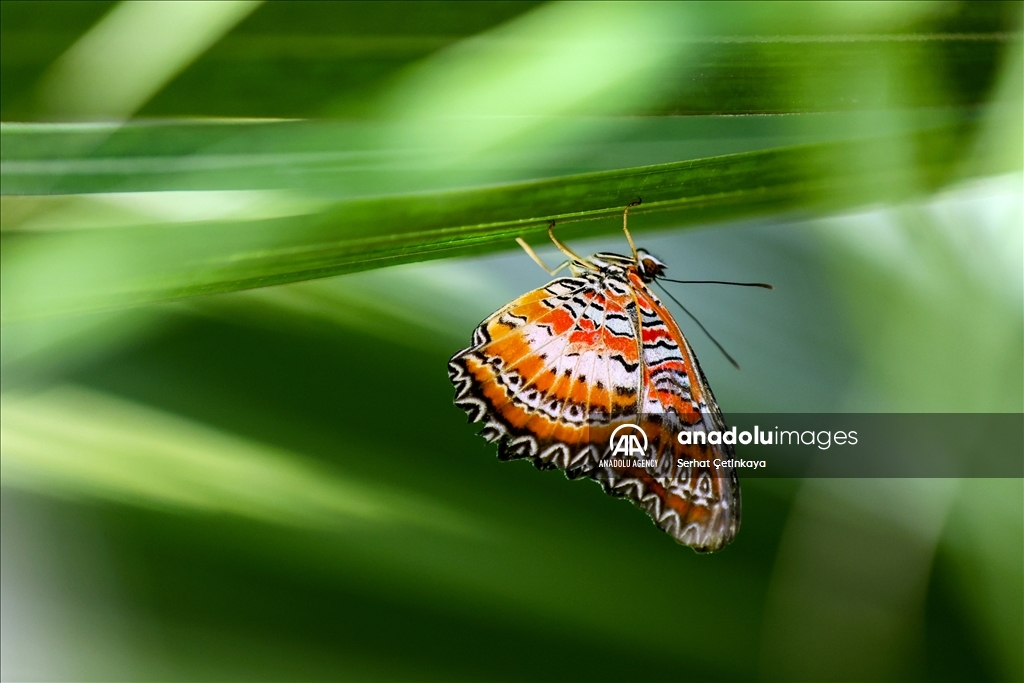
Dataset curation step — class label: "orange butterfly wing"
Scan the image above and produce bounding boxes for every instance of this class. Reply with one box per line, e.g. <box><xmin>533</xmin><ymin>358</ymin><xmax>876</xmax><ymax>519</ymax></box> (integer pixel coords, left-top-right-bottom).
<box><xmin>449</xmin><ymin>268</ymin><xmax>740</xmax><ymax>552</ymax></box>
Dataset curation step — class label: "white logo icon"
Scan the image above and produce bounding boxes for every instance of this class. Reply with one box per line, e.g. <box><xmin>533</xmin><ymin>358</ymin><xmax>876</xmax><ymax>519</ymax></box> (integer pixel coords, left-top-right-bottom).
<box><xmin>609</xmin><ymin>424</ymin><xmax>649</xmax><ymax>457</ymax></box>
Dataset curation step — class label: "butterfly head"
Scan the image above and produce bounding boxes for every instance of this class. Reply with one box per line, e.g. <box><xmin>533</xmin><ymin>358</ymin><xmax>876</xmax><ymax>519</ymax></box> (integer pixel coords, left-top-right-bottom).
<box><xmin>588</xmin><ymin>249</ymin><xmax>667</xmax><ymax>282</ymax></box>
<box><xmin>636</xmin><ymin>249</ymin><xmax>667</xmax><ymax>281</ymax></box>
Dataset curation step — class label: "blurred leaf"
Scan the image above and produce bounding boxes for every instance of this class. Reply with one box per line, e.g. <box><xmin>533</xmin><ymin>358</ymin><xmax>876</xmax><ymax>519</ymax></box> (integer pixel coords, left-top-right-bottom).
<box><xmin>35</xmin><ymin>0</ymin><xmax>262</xmax><ymax>119</ymax></box>
<box><xmin>1</xmin><ymin>384</ymin><xmax>477</xmax><ymax>535</ymax></box>
<box><xmin>3</xmin><ymin>2</ymin><xmax>1018</xmax><ymax>119</ymax></box>
<box><xmin>940</xmin><ymin>478</ymin><xmax>1024</xmax><ymax>681</ymax></box>
<box><xmin>0</xmin><ymin>0</ymin><xmax>542</xmax><ymax>121</ymax></box>
<box><xmin>0</xmin><ymin>108</ymin><xmax>972</xmax><ymax>196</ymax></box>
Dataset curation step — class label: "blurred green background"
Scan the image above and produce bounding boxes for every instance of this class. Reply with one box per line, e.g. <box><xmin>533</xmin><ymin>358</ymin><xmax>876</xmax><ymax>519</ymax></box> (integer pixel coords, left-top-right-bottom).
<box><xmin>1</xmin><ymin>2</ymin><xmax>1022</xmax><ymax>681</ymax></box>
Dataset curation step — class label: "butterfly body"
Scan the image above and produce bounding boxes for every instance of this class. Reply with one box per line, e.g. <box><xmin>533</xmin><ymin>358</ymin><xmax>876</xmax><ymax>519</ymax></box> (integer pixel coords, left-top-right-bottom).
<box><xmin>449</xmin><ymin>246</ymin><xmax>740</xmax><ymax>552</ymax></box>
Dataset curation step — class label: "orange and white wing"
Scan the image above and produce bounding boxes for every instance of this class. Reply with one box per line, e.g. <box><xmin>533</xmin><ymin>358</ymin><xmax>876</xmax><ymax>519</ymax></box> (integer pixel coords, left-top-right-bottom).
<box><xmin>449</xmin><ymin>272</ymin><xmax>740</xmax><ymax>552</ymax></box>
<box><xmin>600</xmin><ymin>272</ymin><xmax>740</xmax><ymax>552</ymax></box>
<box><xmin>449</xmin><ymin>276</ymin><xmax>640</xmax><ymax>473</ymax></box>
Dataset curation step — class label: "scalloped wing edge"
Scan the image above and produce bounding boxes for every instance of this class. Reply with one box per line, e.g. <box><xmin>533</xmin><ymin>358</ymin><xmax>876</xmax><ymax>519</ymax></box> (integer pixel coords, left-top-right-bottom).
<box><xmin>448</xmin><ymin>345</ymin><xmax>740</xmax><ymax>552</ymax></box>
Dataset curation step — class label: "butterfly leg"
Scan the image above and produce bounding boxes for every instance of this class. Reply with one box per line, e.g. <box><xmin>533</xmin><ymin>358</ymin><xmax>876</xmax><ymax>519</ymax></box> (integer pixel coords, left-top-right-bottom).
<box><xmin>622</xmin><ymin>197</ymin><xmax>642</xmax><ymax>262</ymax></box>
<box><xmin>546</xmin><ymin>221</ymin><xmax>598</xmax><ymax>271</ymax></box>
<box><xmin>516</xmin><ymin>236</ymin><xmax>569</xmax><ymax>275</ymax></box>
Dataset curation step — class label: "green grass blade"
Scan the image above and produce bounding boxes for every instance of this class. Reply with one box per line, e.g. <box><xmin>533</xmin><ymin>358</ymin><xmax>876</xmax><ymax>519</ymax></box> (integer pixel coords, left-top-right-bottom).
<box><xmin>2</xmin><ymin>118</ymin><xmax>1008</xmax><ymax>322</ymax></box>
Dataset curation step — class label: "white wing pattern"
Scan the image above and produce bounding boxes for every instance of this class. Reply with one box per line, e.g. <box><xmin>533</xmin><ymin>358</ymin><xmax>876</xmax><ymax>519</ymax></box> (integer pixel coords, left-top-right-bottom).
<box><xmin>449</xmin><ymin>258</ymin><xmax>740</xmax><ymax>552</ymax></box>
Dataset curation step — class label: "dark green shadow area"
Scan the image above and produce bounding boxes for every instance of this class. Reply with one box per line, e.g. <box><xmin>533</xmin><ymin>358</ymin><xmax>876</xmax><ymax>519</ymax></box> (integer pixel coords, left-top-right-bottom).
<box><xmin>20</xmin><ymin>309</ymin><xmax>797</xmax><ymax>681</ymax></box>
<box><xmin>4</xmin><ymin>306</ymin><xmax>1004</xmax><ymax>681</ymax></box>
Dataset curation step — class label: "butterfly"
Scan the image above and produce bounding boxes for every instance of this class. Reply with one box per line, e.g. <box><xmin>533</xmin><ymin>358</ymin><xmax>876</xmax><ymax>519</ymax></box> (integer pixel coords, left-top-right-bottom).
<box><xmin>448</xmin><ymin>200</ymin><xmax>769</xmax><ymax>552</ymax></box>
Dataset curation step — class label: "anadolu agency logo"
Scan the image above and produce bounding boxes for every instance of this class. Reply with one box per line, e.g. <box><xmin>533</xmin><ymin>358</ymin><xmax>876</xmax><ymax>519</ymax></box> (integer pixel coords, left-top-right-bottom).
<box><xmin>600</xmin><ymin>424</ymin><xmax>656</xmax><ymax>468</ymax></box>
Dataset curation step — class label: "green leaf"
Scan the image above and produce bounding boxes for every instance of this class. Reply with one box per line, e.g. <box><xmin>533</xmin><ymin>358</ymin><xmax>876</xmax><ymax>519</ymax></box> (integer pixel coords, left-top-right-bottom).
<box><xmin>1</xmin><ymin>117</ymin><xmax>1008</xmax><ymax>322</ymax></box>
<box><xmin>3</xmin><ymin>1</ymin><xmax>1018</xmax><ymax>119</ymax></box>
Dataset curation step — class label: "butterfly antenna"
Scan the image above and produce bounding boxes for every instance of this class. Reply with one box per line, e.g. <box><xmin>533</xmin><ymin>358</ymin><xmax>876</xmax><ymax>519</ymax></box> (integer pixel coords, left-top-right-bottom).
<box><xmin>623</xmin><ymin>197</ymin><xmax>642</xmax><ymax>263</ymax></box>
<box><xmin>660</xmin><ymin>277</ymin><xmax>773</xmax><ymax>290</ymax></box>
<box><xmin>547</xmin><ymin>221</ymin><xmax>597</xmax><ymax>271</ymax></box>
<box><xmin>654</xmin><ymin>281</ymin><xmax>741</xmax><ymax>370</ymax></box>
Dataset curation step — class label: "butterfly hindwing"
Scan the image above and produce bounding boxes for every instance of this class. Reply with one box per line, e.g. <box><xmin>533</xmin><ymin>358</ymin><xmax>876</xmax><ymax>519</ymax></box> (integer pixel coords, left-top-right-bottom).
<box><xmin>449</xmin><ymin>261</ymin><xmax>741</xmax><ymax>552</ymax></box>
<box><xmin>449</xmin><ymin>276</ymin><xmax>634</xmax><ymax>473</ymax></box>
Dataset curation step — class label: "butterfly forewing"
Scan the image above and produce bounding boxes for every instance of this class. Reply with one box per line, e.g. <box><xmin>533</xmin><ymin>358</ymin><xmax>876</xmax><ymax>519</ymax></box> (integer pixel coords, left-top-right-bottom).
<box><xmin>449</xmin><ymin>260</ymin><xmax>740</xmax><ymax>552</ymax></box>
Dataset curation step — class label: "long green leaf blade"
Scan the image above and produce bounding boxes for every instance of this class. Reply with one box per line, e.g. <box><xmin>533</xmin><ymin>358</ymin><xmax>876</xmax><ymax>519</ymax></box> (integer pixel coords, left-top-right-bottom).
<box><xmin>1</xmin><ymin>119</ymin><xmax>1003</xmax><ymax>321</ymax></box>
